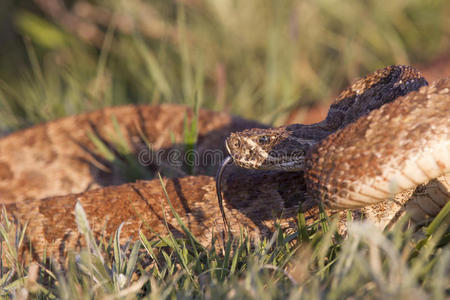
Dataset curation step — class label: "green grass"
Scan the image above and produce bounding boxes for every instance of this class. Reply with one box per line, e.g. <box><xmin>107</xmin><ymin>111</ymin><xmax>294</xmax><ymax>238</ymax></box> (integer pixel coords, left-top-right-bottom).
<box><xmin>1</xmin><ymin>195</ymin><xmax>449</xmax><ymax>299</ymax></box>
<box><xmin>0</xmin><ymin>0</ymin><xmax>449</xmax><ymax>132</ymax></box>
<box><xmin>0</xmin><ymin>1</ymin><xmax>449</xmax><ymax>298</ymax></box>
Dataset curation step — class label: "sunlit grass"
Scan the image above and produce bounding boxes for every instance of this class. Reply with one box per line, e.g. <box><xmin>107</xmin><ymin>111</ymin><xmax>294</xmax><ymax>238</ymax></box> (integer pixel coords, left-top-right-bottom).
<box><xmin>1</xmin><ymin>194</ymin><xmax>449</xmax><ymax>298</ymax></box>
<box><xmin>0</xmin><ymin>1</ymin><xmax>449</xmax><ymax>298</ymax></box>
<box><xmin>0</xmin><ymin>0</ymin><xmax>449</xmax><ymax>132</ymax></box>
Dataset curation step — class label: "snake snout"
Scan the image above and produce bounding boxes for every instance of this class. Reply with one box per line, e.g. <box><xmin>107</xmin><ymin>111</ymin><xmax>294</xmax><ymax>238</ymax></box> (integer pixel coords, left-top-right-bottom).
<box><xmin>225</xmin><ymin>134</ymin><xmax>242</xmax><ymax>155</ymax></box>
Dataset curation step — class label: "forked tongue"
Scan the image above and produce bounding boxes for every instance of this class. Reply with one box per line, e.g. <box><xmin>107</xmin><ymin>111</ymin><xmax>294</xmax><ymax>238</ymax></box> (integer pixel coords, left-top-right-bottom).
<box><xmin>216</xmin><ymin>156</ymin><xmax>233</xmax><ymax>233</ymax></box>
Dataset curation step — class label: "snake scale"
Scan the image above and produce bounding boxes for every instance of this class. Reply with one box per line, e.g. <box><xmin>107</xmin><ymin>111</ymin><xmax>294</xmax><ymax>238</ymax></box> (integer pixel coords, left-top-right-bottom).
<box><xmin>1</xmin><ymin>65</ymin><xmax>449</xmax><ymax>263</ymax></box>
<box><xmin>220</xmin><ymin>65</ymin><xmax>449</xmax><ymax>227</ymax></box>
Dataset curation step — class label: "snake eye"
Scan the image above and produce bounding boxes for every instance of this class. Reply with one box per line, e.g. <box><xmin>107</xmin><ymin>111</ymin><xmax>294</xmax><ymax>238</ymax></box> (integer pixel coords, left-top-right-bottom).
<box><xmin>258</xmin><ymin>136</ymin><xmax>270</xmax><ymax>144</ymax></box>
<box><xmin>233</xmin><ymin>139</ymin><xmax>241</xmax><ymax>149</ymax></box>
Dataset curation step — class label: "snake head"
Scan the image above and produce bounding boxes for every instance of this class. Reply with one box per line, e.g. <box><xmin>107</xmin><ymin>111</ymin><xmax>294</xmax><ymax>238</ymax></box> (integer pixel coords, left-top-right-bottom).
<box><xmin>225</xmin><ymin>127</ymin><xmax>313</xmax><ymax>171</ymax></box>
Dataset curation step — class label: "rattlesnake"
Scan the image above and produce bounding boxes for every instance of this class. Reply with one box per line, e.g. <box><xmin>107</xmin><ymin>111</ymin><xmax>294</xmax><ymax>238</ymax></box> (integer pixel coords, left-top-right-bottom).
<box><xmin>1</xmin><ymin>66</ymin><xmax>449</xmax><ymax>262</ymax></box>
<box><xmin>220</xmin><ymin>65</ymin><xmax>449</xmax><ymax>227</ymax></box>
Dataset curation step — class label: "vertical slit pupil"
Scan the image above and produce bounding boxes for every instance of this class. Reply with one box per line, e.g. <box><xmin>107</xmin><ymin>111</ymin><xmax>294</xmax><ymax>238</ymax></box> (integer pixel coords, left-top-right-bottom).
<box><xmin>259</xmin><ymin>136</ymin><xmax>270</xmax><ymax>144</ymax></box>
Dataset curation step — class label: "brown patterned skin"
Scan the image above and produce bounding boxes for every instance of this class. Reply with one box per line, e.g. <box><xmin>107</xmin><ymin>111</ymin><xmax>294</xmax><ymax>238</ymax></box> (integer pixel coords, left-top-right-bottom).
<box><xmin>1</xmin><ymin>67</ymin><xmax>448</xmax><ymax>264</ymax></box>
<box><xmin>324</xmin><ymin>65</ymin><xmax>428</xmax><ymax>131</ymax></box>
<box><xmin>0</xmin><ymin>104</ymin><xmax>266</xmax><ymax>204</ymax></box>
<box><xmin>224</xmin><ymin>66</ymin><xmax>448</xmax><ymax>217</ymax></box>
<box><xmin>4</xmin><ymin>164</ymin><xmax>446</xmax><ymax>262</ymax></box>
<box><xmin>226</xmin><ymin>65</ymin><xmax>428</xmax><ymax>171</ymax></box>
<box><xmin>306</xmin><ymin>79</ymin><xmax>450</xmax><ymax>208</ymax></box>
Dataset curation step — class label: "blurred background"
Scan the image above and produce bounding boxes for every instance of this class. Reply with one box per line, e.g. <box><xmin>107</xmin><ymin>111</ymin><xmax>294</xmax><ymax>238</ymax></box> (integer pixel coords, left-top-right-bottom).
<box><xmin>0</xmin><ymin>0</ymin><xmax>449</xmax><ymax>135</ymax></box>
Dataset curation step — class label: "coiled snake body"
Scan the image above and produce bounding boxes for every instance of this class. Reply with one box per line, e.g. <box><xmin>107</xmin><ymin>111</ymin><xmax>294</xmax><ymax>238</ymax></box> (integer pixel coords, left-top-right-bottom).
<box><xmin>1</xmin><ymin>65</ymin><xmax>448</xmax><ymax>262</ymax></box>
<box><xmin>219</xmin><ymin>65</ymin><xmax>449</xmax><ymax>228</ymax></box>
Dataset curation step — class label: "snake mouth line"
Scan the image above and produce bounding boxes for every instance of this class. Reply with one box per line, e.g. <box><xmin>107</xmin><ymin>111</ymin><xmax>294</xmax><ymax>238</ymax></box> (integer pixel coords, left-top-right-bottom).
<box><xmin>226</xmin><ymin>152</ymin><xmax>306</xmax><ymax>171</ymax></box>
<box><xmin>263</xmin><ymin>155</ymin><xmax>306</xmax><ymax>171</ymax></box>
